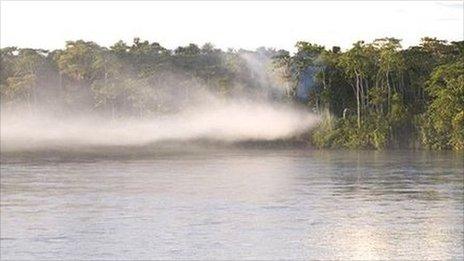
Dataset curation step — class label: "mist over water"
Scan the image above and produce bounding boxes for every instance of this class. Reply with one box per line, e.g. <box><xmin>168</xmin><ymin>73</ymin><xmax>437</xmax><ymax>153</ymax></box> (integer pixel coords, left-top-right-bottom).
<box><xmin>1</xmin><ymin>96</ymin><xmax>319</xmax><ymax>152</ymax></box>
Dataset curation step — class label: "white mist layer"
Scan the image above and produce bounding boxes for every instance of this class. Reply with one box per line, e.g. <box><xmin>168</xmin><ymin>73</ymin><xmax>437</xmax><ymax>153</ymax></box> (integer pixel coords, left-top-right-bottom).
<box><xmin>1</xmin><ymin>100</ymin><xmax>319</xmax><ymax>151</ymax></box>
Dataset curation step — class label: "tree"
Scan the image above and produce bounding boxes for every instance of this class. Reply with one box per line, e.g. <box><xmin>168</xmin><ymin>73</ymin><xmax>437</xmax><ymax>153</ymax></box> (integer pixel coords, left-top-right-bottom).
<box><xmin>337</xmin><ymin>41</ymin><xmax>373</xmax><ymax>127</ymax></box>
<box><xmin>421</xmin><ymin>61</ymin><xmax>464</xmax><ymax>150</ymax></box>
<box><xmin>56</xmin><ymin>40</ymin><xmax>105</xmax><ymax>84</ymax></box>
<box><xmin>1</xmin><ymin>48</ymin><xmax>48</xmax><ymax>108</ymax></box>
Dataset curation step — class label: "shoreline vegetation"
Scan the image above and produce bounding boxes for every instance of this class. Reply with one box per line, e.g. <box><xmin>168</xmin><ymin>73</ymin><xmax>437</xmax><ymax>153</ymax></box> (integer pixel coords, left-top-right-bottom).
<box><xmin>1</xmin><ymin>37</ymin><xmax>463</xmax><ymax>150</ymax></box>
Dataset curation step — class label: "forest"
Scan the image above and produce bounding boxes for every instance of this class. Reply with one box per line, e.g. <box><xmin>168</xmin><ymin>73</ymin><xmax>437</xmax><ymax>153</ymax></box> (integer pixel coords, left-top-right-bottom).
<box><xmin>1</xmin><ymin>37</ymin><xmax>463</xmax><ymax>150</ymax></box>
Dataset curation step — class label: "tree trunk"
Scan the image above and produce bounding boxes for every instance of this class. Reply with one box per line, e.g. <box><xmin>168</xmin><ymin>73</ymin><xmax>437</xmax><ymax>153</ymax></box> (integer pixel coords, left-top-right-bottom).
<box><xmin>356</xmin><ymin>74</ymin><xmax>361</xmax><ymax>128</ymax></box>
<box><xmin>386</xmin><ymin>71</ymin><xmax>391</xmax><ymax>112</ymax></box>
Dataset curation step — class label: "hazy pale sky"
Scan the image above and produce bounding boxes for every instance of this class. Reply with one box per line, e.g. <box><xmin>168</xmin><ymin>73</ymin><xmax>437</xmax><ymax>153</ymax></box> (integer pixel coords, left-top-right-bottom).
<box><xmin>1</xmin><ymin>1</ymin><xmax>463</xmax><ymax>52</ymax></box>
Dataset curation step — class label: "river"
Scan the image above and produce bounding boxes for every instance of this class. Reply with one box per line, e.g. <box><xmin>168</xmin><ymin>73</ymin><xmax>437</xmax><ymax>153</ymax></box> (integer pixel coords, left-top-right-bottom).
<box><xmin>1</xmin><ymin>148</ymin><xmax>463</xmax><ymax>259</ymax></box>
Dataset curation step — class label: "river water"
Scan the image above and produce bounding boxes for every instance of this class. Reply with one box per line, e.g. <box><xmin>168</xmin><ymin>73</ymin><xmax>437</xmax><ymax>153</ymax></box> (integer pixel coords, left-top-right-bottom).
<box><xmin>1</xmin><ymin>148</ymin><xmax>463</xmax><ymax>260</ymax></box>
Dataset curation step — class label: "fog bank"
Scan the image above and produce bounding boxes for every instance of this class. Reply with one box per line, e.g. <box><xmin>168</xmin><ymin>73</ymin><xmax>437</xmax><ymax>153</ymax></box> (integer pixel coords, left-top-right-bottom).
<box><xmin>1</xmin><ymin>98</ymin><xmax>319</xmax><ymax>151</ymax></box>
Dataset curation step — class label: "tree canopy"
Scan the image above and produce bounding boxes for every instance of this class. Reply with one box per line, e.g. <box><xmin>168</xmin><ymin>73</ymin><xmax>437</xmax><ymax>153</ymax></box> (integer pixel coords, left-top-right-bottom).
<box><xmin>1</xmin><ymin>37</ymin><xmax>462</xmax><ymax>150</ymax></box>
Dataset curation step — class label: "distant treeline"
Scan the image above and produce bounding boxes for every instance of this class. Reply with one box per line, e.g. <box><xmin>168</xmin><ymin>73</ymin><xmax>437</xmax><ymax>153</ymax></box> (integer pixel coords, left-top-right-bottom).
<box><xmin>1</xmin><ymin>37</ymin><xmax>463</xmax><ymax>150</ymax></box>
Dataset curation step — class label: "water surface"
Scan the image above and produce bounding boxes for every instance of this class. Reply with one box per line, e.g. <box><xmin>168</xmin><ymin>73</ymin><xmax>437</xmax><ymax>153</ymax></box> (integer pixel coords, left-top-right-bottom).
<box><xmin>1</xmin><ymin>149</ymin><xmax>463</xmax><ymax>259</ymax></box>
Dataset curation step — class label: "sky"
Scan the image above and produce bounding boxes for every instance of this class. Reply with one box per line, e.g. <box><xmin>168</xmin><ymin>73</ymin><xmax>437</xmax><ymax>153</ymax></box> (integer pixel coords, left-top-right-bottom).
<box><xmin>1</xmin><ymin>1</ymin><xmax>463</xmax><ymax>52</ymax></box>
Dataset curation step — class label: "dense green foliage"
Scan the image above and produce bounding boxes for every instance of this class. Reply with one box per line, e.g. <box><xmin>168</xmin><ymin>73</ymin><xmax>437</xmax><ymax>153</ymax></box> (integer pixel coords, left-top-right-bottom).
<box><xmin>1</xmin><ymin>39</ymin><xmax>284</xmax><ymax>117</ymax></box>
<box><xmin>272</xmin><ymin>37</ymin><xmax>463</xmax><ymax>150</ymax></box>
<box><xmin>1</xmin><ymin>37</ymin><xmax>463</xmax><ymax>150</ymax></box>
